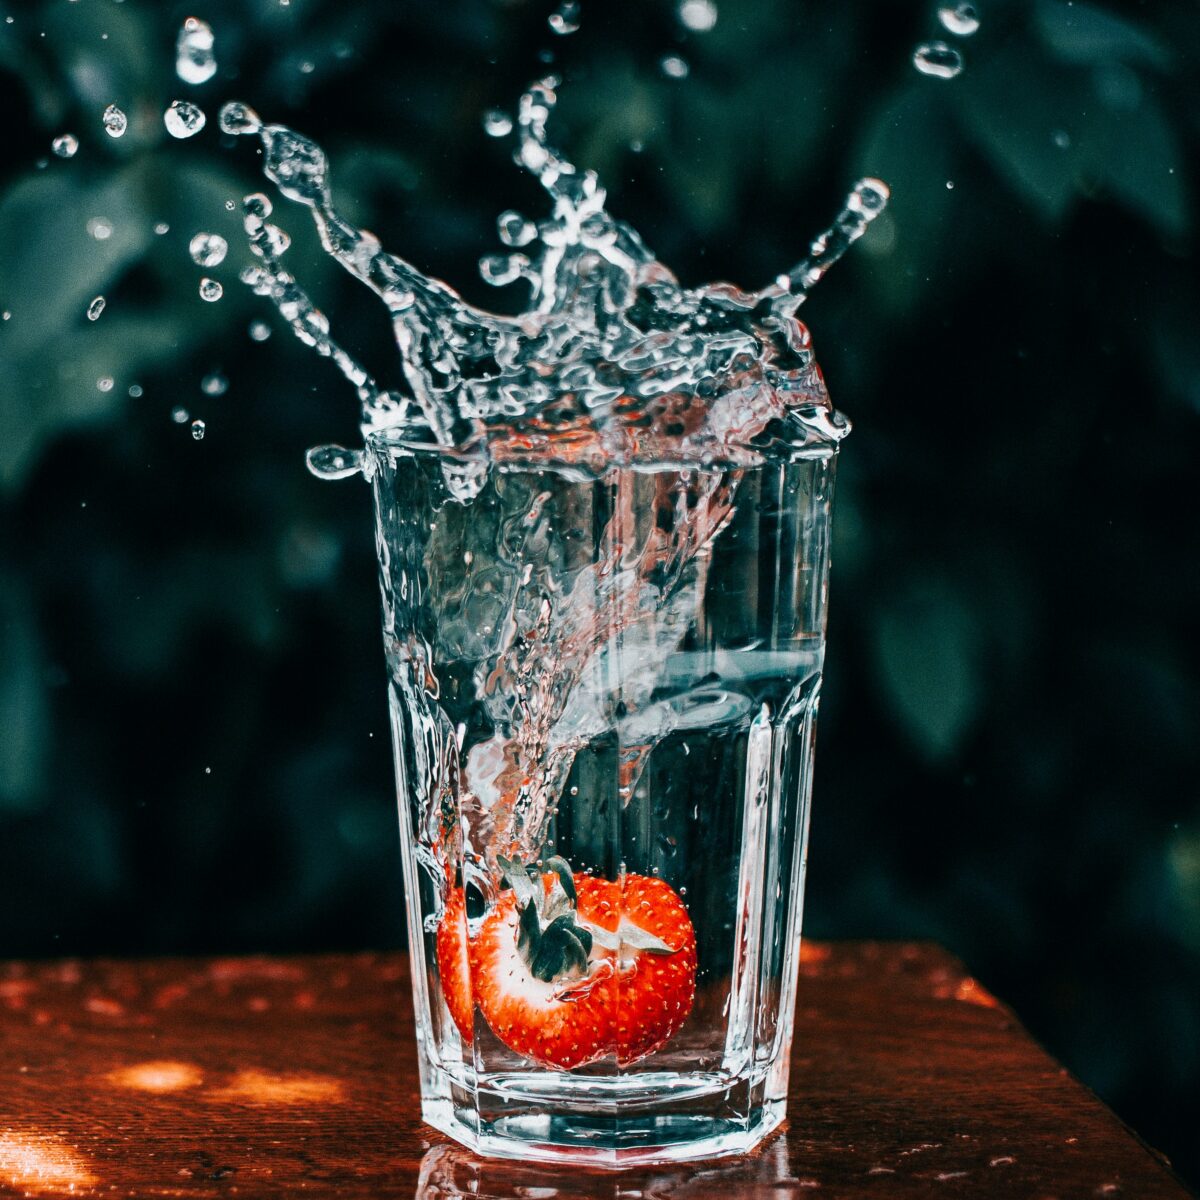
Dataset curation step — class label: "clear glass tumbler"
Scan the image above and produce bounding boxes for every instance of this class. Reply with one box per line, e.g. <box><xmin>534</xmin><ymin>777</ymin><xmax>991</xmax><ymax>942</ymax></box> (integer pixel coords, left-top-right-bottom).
<box><xmin>367</xmin><ymin>429</ymin><xmax>838</xmax><ymax>1167</ymax></box>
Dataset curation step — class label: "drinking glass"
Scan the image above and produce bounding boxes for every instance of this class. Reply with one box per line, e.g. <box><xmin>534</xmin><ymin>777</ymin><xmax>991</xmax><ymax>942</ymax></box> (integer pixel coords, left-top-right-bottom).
<box><xmin>367</xmin><ymin>428</ymin><xmax>838</xmax><ymax>1167</ymax></box>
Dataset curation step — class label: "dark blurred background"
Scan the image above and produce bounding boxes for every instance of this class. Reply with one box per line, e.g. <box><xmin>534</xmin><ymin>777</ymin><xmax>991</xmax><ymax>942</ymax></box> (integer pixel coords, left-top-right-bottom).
<box><xmin>1</xmin><ymin>0</ymin><xmax>1198</xmax><ymax>1184</ymax></box>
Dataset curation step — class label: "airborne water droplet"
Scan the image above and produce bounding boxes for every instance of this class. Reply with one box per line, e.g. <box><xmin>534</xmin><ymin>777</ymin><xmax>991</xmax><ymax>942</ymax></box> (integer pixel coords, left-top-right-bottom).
<box><xmin>52</xmin><ymin>133</ymin><xmax>79</xmax><ymax>158</ymax></box>
<box><xmin>172</xmin><ymin>406</ymin><xmax>190</xmax><ymax>424</ymax></box>
<box><xmin>87</xmin><ymin>217</ymin><xmax>113</xmax><ymax>240</ymax></box>
<box><xmin>87</xmin><ymin>295</ymin><xmax>106</xmax><ymax>321</ymax></box>
<box><xmin>102</xmin><ymin>104</ymin><xmax>127</xmax><ymax>138</ymax></box>
<box><xmin>97</xmin><ymin>376</ymin><xmax>114</xmax><ymax>392</ymax></box>
<box><xmin>219</xmin><ymin>101</ymin><xmax>262</xmax><ymax>136</ymax></box>
<box><xmin>191</xmin><ymin>419</ymin><xmax>206</xmax><ymax>440</ymax></box>
<box><xmin>678</xmin><ymin>0</ymin><xmax>718</xmax><ymax>31</ymax></box>
<box><xmin>189</xmin><ymin>232</ymin><xmax>228</xmax><ymax>268</ymax></box>
<box><xmin>198</xmin><ymin>278</ymin><xmax>223</xmax><ymax>301</ymax></box>
<box><xmin>164</xmin><ymin>99</ymin><xmax>206</xmax><ymax>139</ymax></box>
<box><xmin>913</xmin><ymin>41</ymin><xmax>963</xmax><ymax>79</ymax></box>
<box><xmin>176</xmin><ymin>17</ymin><xmax>217</xmax><ymax>85</ymax></box>
<box><xmin>201</xmin><ymin>372</ymin><xmax>227</xmax><ymax>396</ymax></box>
<box><xmin>547</xmin><ymin>0</ymin><xmax>581</xmax><ymax>35</ymax></box>
<box><xmin>482</xmin><ymin>109</ymin><xmax>513</xmax><ymax>138</ymax></box>
<box><xmin>660</xmin><ymin>54</ymin><xmax>690</xmax><ymax>79</ymax></box>
<box><xmin>249</xmin><ymin>320</ymin><xmax>272</xmax><ymax>342</ymax></box>
<box><xmin>305</xmin><ymin>443</ymin><xmax>364</xmax><ymax>480</ymax></box>
<box><xmin>497</xmin><ymin>210</ymin><xmax>537</xmax><ymax>248</ymax></box>
<box><xmin>937</xmin><ymin>3</ymin><xmax>980</xmax><ymax>37</ymax></box>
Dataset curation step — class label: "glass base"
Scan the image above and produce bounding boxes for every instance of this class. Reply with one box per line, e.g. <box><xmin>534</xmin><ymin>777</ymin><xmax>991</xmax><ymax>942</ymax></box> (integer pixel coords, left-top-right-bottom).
<box><xmin>421</xmin><ymin>1064</ymin><xmax>785</xmax><ymax>1168</ymax></box>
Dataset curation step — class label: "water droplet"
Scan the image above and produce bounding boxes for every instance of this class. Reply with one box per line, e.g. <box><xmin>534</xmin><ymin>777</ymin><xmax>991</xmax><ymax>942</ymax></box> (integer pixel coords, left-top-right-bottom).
<box><xmin>497</xmin><ymin>210</ymin><xmax>537</xmax><ymax>247</ymax></box>
<box><xmin>678</xmin><ymin>0</ymin><xmax>718</xmax><ymax>31</ymax></box>
<box><xmin>219</xmin><ymin>100</ymin><xmax>262</xmax><ymax>136</ymax></box>
<box><xmin>102</xmin><ymin>104</ymin><xmax>127</xmax><ymax>138</ymax></box>
<box><xmin>176</xmin><ymin>17</ymin><xmax>217</xmax><ymax>85</ymax></box>
<box><xmin>660</xmin><ymin>54</ymin><xmax>690</xmax><ymax>79</ymax></box>
<box><xmin>305</xmin><ymin>444</ymin><xmax>364</xmax><ymax>480</ymax></box>
<box><xmin>298</xmin><ymin>59</ymin><xmax>315</xmax><ymax>75</ymax></box>
<box><xmin>938</xmin><ymin>3</ymin><xmax>980</xmax><ymax>36</ymax></box>
<box><xmin>479</xmin><ymin>253</ymin><xmax>526</xmax><ymax>287</ymax></box>
<box><xmin>548</xmin><ymin>0</ymin><xmax>580</xmax><ymax>35</ymax></box>
<box><xmin>191</xmin><ymin>419</ymin><xmax>206</xmax><ymax>440</ymax></box>
<box><xmin>657</xmin><ymin>833</ymin><xmax>679</xmax><ymax>857</ymax></box>
<box><xmin>87</xmin><ymin>216</ymin><xmax>113</xmax><ymax>240</ymax></box>
<box><xmin>154</xmin><ymin>222</ymin><xmax>170</xmax><ymax>235</ymax></box>
<box><xmin>249</xmin><ymin>320</ymin><xmax>272</xmax><ymax>342</ymax></box>
<box><xmin>172</xmin><ymin>406</ymin><xmax>190</xmax><ymax>424</ymax></box>
<box><xmin>198</xmin><ymin>278</ymin><xmax>223</xmax><ymax>302</ymax></box>
<box><xmin>913</xmin><ymin>41</ymin><xmax>963</xmax><ymax>79</ymax></box>
<box><xmin>86</xmin><ymin>295</ymin><xmax>106</xmax><ymax>321</ymax></box>
<box><xmin>189</xmin><ymin>232</ymin><xmax>228</xmax><ymax>268</ymax></box>
<box><xmin>201</xmin><ymin>372</ymin><xmax>227</xmax><ymax>396</ymax></box>
<box><xmin>1052</xmin><ymin>129</ymin><xmax>1071</xmax><ymax>149</ymax></box>
<box><xmin>97</xmin><ymin>376</ymin><xmax>114</xmax><ymax>392</ymax></box>
<box><xmin>945</xmin><ymin>179</ymin><xmax>955</xmax><ymax>189</ymax></box>
<box><xmin>483</xmin><ymin>109</ymin><xmax>513</xmax><ymax>138</ymax></box>
<box><xmin>164</xmin><ymin>99</ymin><xmax>206</xmax><ymax>139</ymax></box>
<box><xmin>52</xmin><ymin>133</ymin><xmax>79</xmax><ymax>158</ymax></box>
<box><xmin>128</xmin><ymin>384</ymin><xmax>143</xmax><ymax>398</ymax></box>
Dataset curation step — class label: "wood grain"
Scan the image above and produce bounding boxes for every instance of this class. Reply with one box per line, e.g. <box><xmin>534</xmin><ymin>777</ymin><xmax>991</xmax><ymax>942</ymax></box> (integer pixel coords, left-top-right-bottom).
<box><xmin>0</xmin><ymin>943</ymin><xmax>1188</xmax><ymax>1198</ymax></box>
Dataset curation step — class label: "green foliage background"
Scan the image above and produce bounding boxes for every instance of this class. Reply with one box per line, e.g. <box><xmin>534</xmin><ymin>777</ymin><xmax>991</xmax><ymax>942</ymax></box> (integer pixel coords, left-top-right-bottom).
<box><xmin>1</xmin><ymin>0</ymin><xmax>1198</xmax><ymax>1181</ymax></box>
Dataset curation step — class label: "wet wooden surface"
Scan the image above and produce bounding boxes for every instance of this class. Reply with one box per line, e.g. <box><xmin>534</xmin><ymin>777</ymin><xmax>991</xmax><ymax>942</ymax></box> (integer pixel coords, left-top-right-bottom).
<box><xmin>0</xmin><ymin>943</ymin><xmax>1189</xmax><ymax>1198</ymax></box>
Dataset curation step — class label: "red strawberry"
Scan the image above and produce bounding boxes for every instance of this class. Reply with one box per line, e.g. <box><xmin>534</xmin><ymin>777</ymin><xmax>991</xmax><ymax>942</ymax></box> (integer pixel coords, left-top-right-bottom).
<box><xmin>436</xmin><ymin>886</ymin><xmax>474</xmax><ymax>1044</ymax></box>
<box><xmin>471</xmin><ymin>858</ymin><xmax>696</xmax><ymax>1070</ymax></box>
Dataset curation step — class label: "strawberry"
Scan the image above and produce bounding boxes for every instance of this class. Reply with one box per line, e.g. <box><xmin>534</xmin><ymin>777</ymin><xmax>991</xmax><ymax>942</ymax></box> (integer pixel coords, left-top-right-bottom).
<box><xmin>471</xmin><ymin>856</ymin><xmax>696</xmax><ymax>1070</ymax></box>
<box><xmin>436</xmin><ymin>886</ymin><xmax>474</xmax><ymax>1044</ymax></box>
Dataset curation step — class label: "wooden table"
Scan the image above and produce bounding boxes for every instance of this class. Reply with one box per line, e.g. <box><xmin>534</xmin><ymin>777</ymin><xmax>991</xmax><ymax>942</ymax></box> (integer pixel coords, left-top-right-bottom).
<box><xmin>0</xmin><ymin>943</ymin><xmax>1189</xmax><ymax>1198</ymax></box>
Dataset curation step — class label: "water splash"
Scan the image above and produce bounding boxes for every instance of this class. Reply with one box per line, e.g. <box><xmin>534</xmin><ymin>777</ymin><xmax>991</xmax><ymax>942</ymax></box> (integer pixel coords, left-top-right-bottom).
<box><xmin>165</xmin><ymin>100</ymin><xmax>206</xmax><ymax>139</ymax></box>
<box><xmin>177</xmin><ymin>18</ymin><xmax>217</xmax><ymax>85</ymax></box>
<box><xmin>102</xmin><ymin>104</ymin><xmax>127</xmax><ymax>138</ymax></box>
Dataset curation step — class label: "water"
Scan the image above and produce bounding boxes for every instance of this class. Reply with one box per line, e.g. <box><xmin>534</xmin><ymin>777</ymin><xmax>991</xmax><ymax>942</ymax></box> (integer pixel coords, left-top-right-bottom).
<box><xmin>189</xmin><ymin>233</ymin><xmax>228</xmax><ymax>268</ymax></box>
<box><xmin>86</xmin><ymin>295</ymin><xmax>106</xmax><ymax>321</ymax></box>
<box><xmin>913</xmin><ymin>41</ymin><xmax>964</xmax><ymax>79</ymax></box>
<box><xmin>176</xmin><ymin>18</ymin><xmax>217</xmax><ymax>85</ymax></box>
<box><xmin>51</xmin><ymin>133</ymin><xmax>78</xmax><ymax>159</ymax></box>
<box><xmin>198</xmin><ymin>278</ymin><xmax>223</xmax><ymax>302</ymax></box>
<box><xmin>938</xmin><ymin>3</ymin><xmax>980</xmax><ymax>37</ymax></box>
<box><xmin>164</xmin><ymin>100</ymin><xmax>206</xmax><ymax>139</ymax></box>
<box><xmin>220</xmin><ymin>59</ymin><xmax>883</xmax><ymax>1164</ymax></box>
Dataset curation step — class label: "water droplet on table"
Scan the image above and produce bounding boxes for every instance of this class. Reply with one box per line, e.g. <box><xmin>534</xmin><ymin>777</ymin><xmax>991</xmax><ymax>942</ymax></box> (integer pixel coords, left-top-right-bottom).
<box><xmin>176</xmin><ymin>17</ymin><xmax>217</xmax><ymax>84</ymax></box>
<box><xmin>191</xmin><ymin>419</ymin><xmax>206</xmax><ymax>440</ymax></box>
<box><xmin>678</xmin><ymin>0</ymin><xmax>718</xmax><ymax>31</ymax></box>
<box><xmin>913</xmin><ymin>41</ymin><xmax>963</xmax><ymax>79</ymax></box>
<box><xmin>102</xmin><ymin>104</ymin><xmax>127</xmax><ymax>138</ymax></box>
<box><xmin>189</xmin><ymin>232</ymin><xmax>228</xmax><ymax>268</ymax></box>
<box><xmin>198</xmin><ymin>278</ymin><xmax>223</xmax><ymax>302</ymax></box>
<box><xmin>86</xmin><ymin>296</ymin><xmax>106</xmax><ymax>321</ymax></box>
<box><xmin>52</xmin><ymin>133</ymin><xmax>78</xmax><ymax>158</ymax></box>
<box><xmin>164</xmin><ymin>100</ymin><xmax>206</xmax><ymax>139</ymax></box>
<box><xmin>483</xmin><ymin>109</ymin><xmax>512</xmax><ymax>138</ymax></box>
<box><xmin>938</xmin><ymin>3</ymin><xmax>980</xmax><ymax>36</ymax></box>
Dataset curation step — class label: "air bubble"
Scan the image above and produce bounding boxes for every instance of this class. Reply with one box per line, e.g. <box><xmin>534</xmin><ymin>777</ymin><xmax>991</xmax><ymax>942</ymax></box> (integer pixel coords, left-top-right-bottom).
<box><xmin>164</xmin><ymin>100</ymin><xmax>206</xmax><ymax>139</ymax></box>
<box><xmin>198</xmin><ymin>278</ymin><xmax>223</xmax><ymax>302</ymax></box>
<box><xmin>913</xmin><ymin>42</ymin><xmax>963</xmax><ymax>79</ymax></box>
<box><xmin>86</xmin><ymin>296</ymin><xmax>106</xmax><ymax>321</ymax></box>
<box><xmin>52</xmin><ymin>134</ymin><xmax>79</xmax><ymax>158</ymax></box>
<box><xmin>102</xmin><ymin>104</ymin><xmax>127</xmax><ymax>138</ymax></box>
<box><xmin>176</xmin><ymin>17</ymin><xmax>217</xmax><ymax>85</ymax></box>
<box><xmin>189</xmin><ymin>232</ymin><xmax>228</xmax><ymax>268</ymax></box>
<box><xmin>938</xmin><ymin>3</ymin><xmax>980</xmax><ymax>36</ymax></box>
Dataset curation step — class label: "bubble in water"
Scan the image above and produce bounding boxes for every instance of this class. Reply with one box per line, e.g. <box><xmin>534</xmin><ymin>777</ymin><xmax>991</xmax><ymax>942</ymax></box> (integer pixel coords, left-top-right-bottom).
<box><xmin>306</xmin><ymin>443</ymin><xmax>364</xmax><ymax>480</ymax></box>
<box><xmin>97</xmin><ymin>376</ymin><xmax>114</xmax><ymax>392</ymax></box>
<box><xmin>913</xmin><ymin>41</ymin><xmax>963</xmax><ymax>79</ymax></box>
<box><xmin>497</xmin><ymin>210</ymin><xmax>537</xmax><ymax>247</ymax></box>
<box><xmin>198</xmin><ymin>278</ymin><xmax>223</xmax><ymax>301</ymax></box>
<box><xmin>189</xmin><ymin>232</ymin><xmax>228</xmax><ymax>268</ymax></box>
<box><xmin>660</xmin><ymin>54</ymin><xmax>690</xmax><ymax>79</ymax></box>
<box><xmin>938</xmin><ymin>3</ymin><xmax>980</xmax><ymax>36</ymax></box>
<box><xmin>678</xmin><ymin>0</ymin><xmax>718</xmax><ymax>31</ymax></box>
<box><xmin>172</xmin><ymin>406</ymin><xmax>190</xmax><ymax>424</ymax></box>
<box><xmin>102</xmin><ymin>104</ymin><xmax>128</xmax><ymax>138</ymax></box>
<box><xmin>86</xmin><ymin>295</ymin><xmax>106</xmax><ymax>321</ymax></box>
<box><xmin>201</xmin><ymin>372</ymin><xmax>228</xmax><ymax>396</ymax></box>
<box><xmin>249</xmin><ymin>319</ymin><xmax>272</xmax><ymax>342</ymax></box>
<box><xmin>87</xmin><ymin>217</ymin><xmax>113</xmax><ymax>240</ymax></box>
<box><xmin>52</xmin><ymin>133</ymin><xmax>79</xmax><ymax>158</ymax></box>
<box><xmin>548</xmin><ymin>0</ymin><xmax>581</xmax><ymax>35</ymax></box>
<box><xmin>164</xmin><ymin>99</ymin><xmax>206</xmax><ymax>139</ymax></box>
<box><xmin>483</xmin><ymin>109</ymin><xmax>513</xmax><ymax>138</ymax></box>
<box><xmin>191</xmin><ymin>418</ymin><xmax>206</xmax><ymax>440</ymax></box>
<box><xmin>219</xmin><ymin>100</ymin><xmax>262</xmax><ymax>136</ymax></box>
<box><xmin>176</xmin><ymin>17</ymin><xmax>217</xmax><ymax>85</ymax></box>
